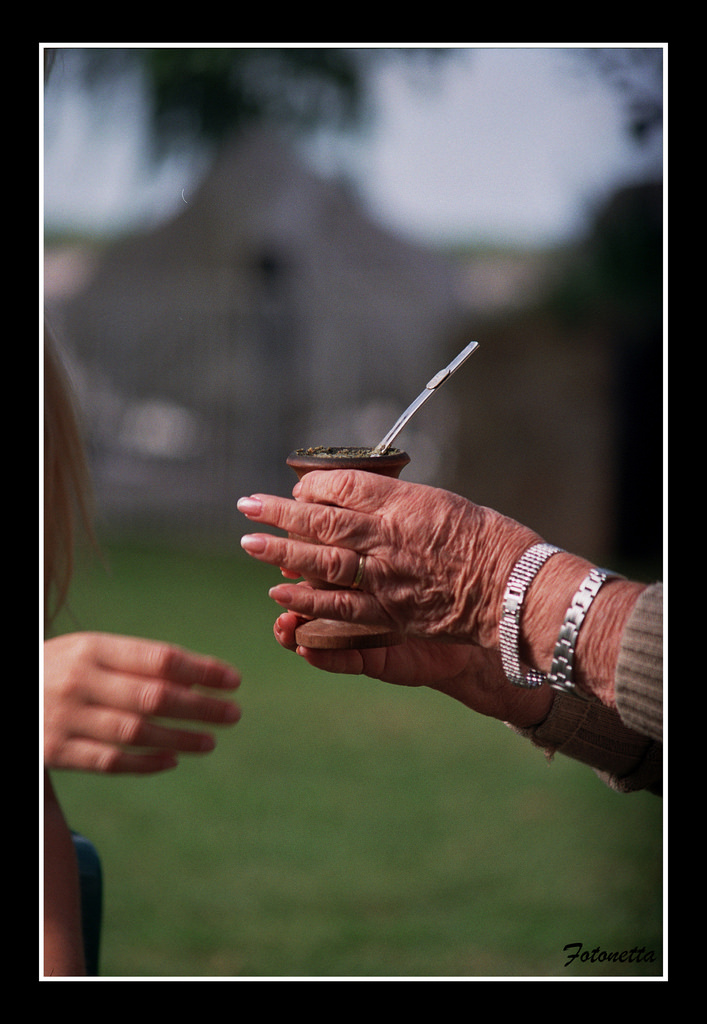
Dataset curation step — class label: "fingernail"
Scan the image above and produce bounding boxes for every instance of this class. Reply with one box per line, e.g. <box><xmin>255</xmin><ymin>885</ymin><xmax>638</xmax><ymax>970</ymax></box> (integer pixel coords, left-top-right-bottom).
<box><xmin>222</xmin><ymin>703</ymin><xmax>241</xmax><ymax>723</ymax></box>
<box><xmin>241</xmin><ymin>534</ymin><xmax>266</xmax><ymax>554</ymax></box>
<box><xmin>292</xmin><ymin>482</ymin><xmax>302</xmax><ymax>498</ymax></box>
<box><xmin>269</xmin><ymin>585</ymin><xmax>293</xmax><ymax>603</ymax></box>
<box><xmin>222</xmin><ymin>669</ymin><xmax>241</xmax><ymax>689</ymax></box>
<box><xmin>237</xmin><ymin>496</ymin><xmax>262</xmax><ymax>516</ymax></box>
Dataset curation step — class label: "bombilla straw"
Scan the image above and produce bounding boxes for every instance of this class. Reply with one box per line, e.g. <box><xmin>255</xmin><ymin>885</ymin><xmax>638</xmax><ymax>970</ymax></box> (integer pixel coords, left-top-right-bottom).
<box><xmin>371</xmin><ymin>340</ymin><xmax>479</xmax><ymax>456</ymax></box>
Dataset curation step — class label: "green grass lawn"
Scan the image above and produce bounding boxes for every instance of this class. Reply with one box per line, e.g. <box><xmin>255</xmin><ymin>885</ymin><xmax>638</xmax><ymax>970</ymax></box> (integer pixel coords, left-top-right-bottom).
<box><xmin>47</xmin><ymin>538</ymin><xmax>664</xmax><ymax>979</ymax></box>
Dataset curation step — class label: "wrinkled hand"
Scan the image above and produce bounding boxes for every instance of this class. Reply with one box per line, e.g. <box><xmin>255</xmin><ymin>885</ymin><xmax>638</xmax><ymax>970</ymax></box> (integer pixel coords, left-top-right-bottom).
<box><xmin>238</xmin><ymin>471</ymin><xmax>541</xmax><ymax>647</ymax></box>
<box><xmin>44</xmin><ymin>632</ymin><xmax>241</xmax><ymax>774</ymax></box>
<box><xmin>273</xmin><ymin>610</ymin><xmax>553</xmax><ymax>727</ymax></box>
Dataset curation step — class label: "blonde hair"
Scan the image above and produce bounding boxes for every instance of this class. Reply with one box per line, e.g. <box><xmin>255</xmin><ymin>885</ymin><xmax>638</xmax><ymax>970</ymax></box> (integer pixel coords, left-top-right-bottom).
<box><xmin>43</xmin><ymin>321</ymin><xmax>94</xmax><ymax>623</ymax></box>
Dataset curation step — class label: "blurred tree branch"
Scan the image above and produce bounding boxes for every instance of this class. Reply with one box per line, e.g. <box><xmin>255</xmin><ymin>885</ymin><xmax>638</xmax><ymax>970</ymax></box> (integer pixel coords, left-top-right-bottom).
<box><xmin>577</xmin><ymin>47</ymin><xmax>663</xmax><ymax>145</ymax></box>
<box><xmin>48</xmin><ymin>46</ymin><xmax>448</xmax><ymax>158</ymax></box>
<box><xmin>47</xmin><ymin>46</ymin><xmax>663</xmax><ymax>161</ymax></box>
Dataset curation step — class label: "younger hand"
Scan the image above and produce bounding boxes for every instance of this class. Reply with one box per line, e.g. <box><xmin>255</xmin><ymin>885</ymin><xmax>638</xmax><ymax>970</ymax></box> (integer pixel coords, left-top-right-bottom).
<box><xmin>44</xmin><ymin>632</ymin><xmax>241</xmax><ymax>774</ymax></box>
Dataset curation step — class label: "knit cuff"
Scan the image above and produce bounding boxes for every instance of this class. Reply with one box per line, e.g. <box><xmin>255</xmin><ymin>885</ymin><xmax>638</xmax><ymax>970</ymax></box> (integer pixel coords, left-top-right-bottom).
<box><xmin>509</xmin><ymin>692</ymin><xmax>663</xmax><ymax>793</ymax></box>
<box><xmin>615</xmin><ymin>583</ymin><xmax>663</xmax><ymax>743</ymax></box>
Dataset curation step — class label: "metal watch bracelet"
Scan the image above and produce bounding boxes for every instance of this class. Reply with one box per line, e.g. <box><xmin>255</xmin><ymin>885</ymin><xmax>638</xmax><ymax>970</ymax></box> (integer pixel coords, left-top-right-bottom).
<box><xmin>499</xmin><ymin>543</ymin><xmax>563</xmax><ymax>688</ymax></box>
<box><xmin>548</xmin><ymin>567</ymin><xmax>618</xmax><ymax>698</ymax></box>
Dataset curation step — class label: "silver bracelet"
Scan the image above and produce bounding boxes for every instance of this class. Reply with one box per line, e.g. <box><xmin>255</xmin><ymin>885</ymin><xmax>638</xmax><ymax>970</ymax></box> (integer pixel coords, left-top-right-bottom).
<box><xmin>500</xmin><ymin>543</ymin><xmax>563</xmax><ymax>688</ymax></box>
<box><xmin>548</xmin><ymin>567</ymin><xmax>619</xmax><ymax>698</ymax></box>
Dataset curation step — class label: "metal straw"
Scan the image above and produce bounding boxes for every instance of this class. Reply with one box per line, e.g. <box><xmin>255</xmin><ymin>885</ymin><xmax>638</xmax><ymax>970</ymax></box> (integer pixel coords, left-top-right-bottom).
<box><xmin>371</xmin><ymin>340</ymin><xmax>479</xmax><ymax>456</ymax></box>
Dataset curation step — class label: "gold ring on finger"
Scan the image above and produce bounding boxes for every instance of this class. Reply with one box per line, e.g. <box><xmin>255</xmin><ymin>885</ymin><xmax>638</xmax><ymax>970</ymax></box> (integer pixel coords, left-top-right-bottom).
<box><xmin>351</xmin><ymin>553</ymin><xmax>366</xmax><ymax>590</ymax></box>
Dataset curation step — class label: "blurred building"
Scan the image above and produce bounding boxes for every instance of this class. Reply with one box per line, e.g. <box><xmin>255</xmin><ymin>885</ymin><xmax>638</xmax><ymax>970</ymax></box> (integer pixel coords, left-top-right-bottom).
<box><xmin>45</xmin><ymin>132</ymin><xmax>464</xmax><ymax>540</ymax></box>
<box><xmin>44</xmin><ymin>132</ymin><xmax>662</xmax><ymax>569</ymax></box>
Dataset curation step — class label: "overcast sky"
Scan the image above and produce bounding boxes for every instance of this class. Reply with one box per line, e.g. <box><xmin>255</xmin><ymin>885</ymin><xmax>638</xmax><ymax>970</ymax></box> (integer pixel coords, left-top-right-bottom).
<box><xmin>42</xmin><ymin>45</ymin><xmax>664</xmax><ymax>249</ymax></box>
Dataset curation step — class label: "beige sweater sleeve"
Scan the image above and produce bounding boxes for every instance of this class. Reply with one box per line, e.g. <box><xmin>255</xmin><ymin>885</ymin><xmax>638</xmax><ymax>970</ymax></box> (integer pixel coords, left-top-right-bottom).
<box><xmin>510</xmin><ymin>583</ymin><xmax>663</xmax><ymax>794</ymax></box>
<box><xmin>614</xmin><ymin>584</ymin><xmax>663</xmax><ymax>743</ymax></box>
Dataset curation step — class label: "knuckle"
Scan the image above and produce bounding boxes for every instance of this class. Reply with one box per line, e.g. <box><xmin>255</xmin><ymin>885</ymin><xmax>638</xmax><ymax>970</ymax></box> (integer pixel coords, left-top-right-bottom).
<box><xmin>95</xmin><ymin>747</ymin><xmax>125</xmax><ymax>774</ymax></box>
<box><xmin>146</xmin><ymin>642</ymin><xmax>177</xmax><ymax>678</ymax></box>
<box><xmin>117</xmin><ymin>712</ymin><xmax>147</xmax><ymax>746</ymax></box>
<box><xmin>306</xmin><ymin>505</ymin><xmax>340</xmax><ymax>546</ymax></box>
<box><xmin>329</xmin><ymin>588</ymin><xmax>356</xmax><ymax>618</ymax></box>
<box><xmin>137</xmin><ymin>680</ymin><xmax>170</xmax><ymax>716</ymax></box>
<box><xmin>317</xmin><ymin>546</ymin><xmax>350</xmax><ymax>586</ymax></box>
<box><xmin>326</xmin><ymin>468</ymin><xmax>360</xmax><ymax>504</ymax></box>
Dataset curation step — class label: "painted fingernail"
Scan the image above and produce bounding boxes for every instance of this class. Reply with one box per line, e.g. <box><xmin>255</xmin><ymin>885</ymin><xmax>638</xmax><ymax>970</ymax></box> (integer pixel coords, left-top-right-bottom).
<box><xmin>241</xmin><ymin>534</ymin><xmax>266</xmax><ymax>554</ymax></box>
<box><xmin>237</xmin><ymin>496</ymin><xmax>262</xmax><ymax>516</ymax></box>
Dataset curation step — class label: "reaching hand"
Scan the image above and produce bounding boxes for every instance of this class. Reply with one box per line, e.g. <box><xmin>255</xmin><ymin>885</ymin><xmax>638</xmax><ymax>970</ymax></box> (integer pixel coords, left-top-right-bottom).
<box><xmin>44</xmin><ymin>632</ymin><xmax>241</xmax><ymax>774</ymax></box>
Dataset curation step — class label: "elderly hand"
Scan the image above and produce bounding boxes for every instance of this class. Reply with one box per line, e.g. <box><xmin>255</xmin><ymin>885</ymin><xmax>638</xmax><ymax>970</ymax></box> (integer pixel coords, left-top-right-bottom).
<box><xmin>273</xmin><ymin>610</ymin><xmax>554</xmax><ymax>728</ymax></box>
<box><xmin>238</xmin><ymin>470</ymin><xmax>541</xmax><ymax>648</ymax></box>
<box><xmin>44</xmin><ymin>632</ymin><xmax>241</xmax><ymax>774</ymax></box>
